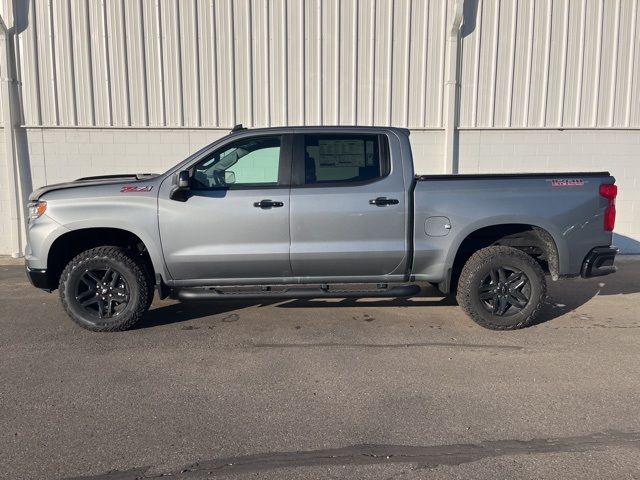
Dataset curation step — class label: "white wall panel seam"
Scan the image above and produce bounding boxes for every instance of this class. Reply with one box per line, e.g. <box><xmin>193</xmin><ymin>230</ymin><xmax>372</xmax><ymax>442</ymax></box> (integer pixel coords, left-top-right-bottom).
<box><xmin>489</xmin><ymin>0</ymin><xmax>499</xmax><ymax>127</ymax></box>
<box><xmin>437</xmin><ymin>0</ymin><xmax>446</xmax><ymax>128</ymax></box>
<box><xmin>352</xmin><ymin>0</ymin><xmax>358</xmax><ymax>124</ymax></box>
<box><xmin>175</xmin><ymin>0</ymin><xmax>183</xmax><ymax>126</ymax></box>
<box><xmin>47</xmin><ymin>0</ymin><xmax>59</xmax><ymax>125</ymax></box>
<box><xmin>335</xmin><ymin>0</ymin><xmax>340</xmax><ymax>125</ymax></box>
<box><xmin>228</xmin><ymin>0</ymin><xmax>236</xmax><ymax>126</ymax></box>
<box><xmin>625</xmin><ymin>0</ymin><xmax>638</xmax><ymax>126</ymax></box>
<box><xmin>608</xmin><ymin>0</ymin><xmax>620</xmax><ymax>127</ymax></box>
<box><xmin>419</xmin><ymin>0</ymin><xmax>430</xmax><ymax>127</ymax></box>
<box><xmin>193</xmin><ymin>0</ymin><xmax>201</xmax><ymax>127</ymax></box>
<box><xmin>29</xmin><ymin>0</ymin><xmax>42</xmax><ymax>125</ymax></box>
<box><xmin>403</xmin><ymin>0</ymin><xmax>412</xmax><ymax>127</ymax></box>
<box><xmin>574</xmin><ymin>0</ymin><xmax>586</xmax><ymax>126</ymax></box>
<box><xmin>316</xmin><ymin>0</ymin><xmax>321</xmax><ymax>125</ymax></box>
<box><xmin>387</xmin><ymin>0</ymin><xmax>394</xmax><ymax>126</ymax></box>
<box><xmin>121</xmin><ymin>0</ymin><xmax>131</xmax><ymax>126</ymax></box>
<box><xmin>505</xmin><ymin>0</ymin><xmax>517</xmax><ymax>127</ymax></box>
<box><xmin>155</xmin><ymin>0</ymin><xmax>165</xmax><ymax>126</ymax></box>
<box><xmin>282</xmin><ymin>0</ymin><xmax>288</xmax><ymax>125</ymax></box>
<box><xmin>139</xmin><ymin>0</ymin><xmax>149</xmax><ymax>126</ymax></box>
<box><xmin>210</xmin><ymin>0</ymin><xmax>219</xmax><ymax>127</ymax></box>
<box><xmin>66</xmin><ymin>0</ymin><xmax>77</xmax><ymax>125</ymax></box>
<box><xmin>368</xmin><ymin>0</ymin><xmax>375</xmax><ymax>126</ymax></box>
<box><xmin>86</xmin><ymin>0</ymin><xmax>96</xmax><ymax>125</ymax></box>
<box><xmin>522</xmin><ymin>0</ymin><xmax>534</xmax><ymax>127</ymax></box>
<box><xmin>471</xmin><ymin>0</ymin><xmax>482</xmax><ymax>127</ymax></box>
<box><xmin>539</xmin><ymin>0</ymin><xmax>552</xmax><ymax>127</ymax></box>
<box><xmin>557</xmin><ymin>0</ymin><xmax>569</xmax><ymax>127</ymax></box>
<box><xmin>300</xmin><ymin>0</ymin><xmax>305</xmax><ymax>124</ymax></box>
<box><xmin>592</xmin><ymin>0</ymin><xmax>603</xmax><ymax>127</ymax></box>
<box><xmin>101</xmin><ymin>0</ymin><xmax>112</xmax><ymax>126</ymax></box>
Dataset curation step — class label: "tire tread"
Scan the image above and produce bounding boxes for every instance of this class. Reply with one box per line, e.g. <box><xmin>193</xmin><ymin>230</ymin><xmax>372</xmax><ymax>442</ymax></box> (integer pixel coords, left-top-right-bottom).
<box><xmin>59</xmin><ymin>246</ymin><xmax>150</xmax><ymax>332</ymax></box>
<box><xmin>456</xmin><ymin>246</ymin><xmax>546</xmax><ymax>330</ymax></box>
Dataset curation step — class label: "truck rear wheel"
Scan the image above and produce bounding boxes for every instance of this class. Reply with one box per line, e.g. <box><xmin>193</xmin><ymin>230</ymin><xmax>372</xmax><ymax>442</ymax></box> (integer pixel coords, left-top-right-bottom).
<box><xmin>59</xmin><ymin>246</ymin><xmax>151</xmax><ymax>332</ymax></box>
<box><xmin>456</xmin><ymin>246</ymin><xmax>546</xmax><ymax>330</ymax></box>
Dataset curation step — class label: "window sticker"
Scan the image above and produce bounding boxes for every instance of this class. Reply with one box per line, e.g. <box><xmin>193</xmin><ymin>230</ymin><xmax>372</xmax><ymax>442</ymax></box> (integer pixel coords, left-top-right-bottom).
<box><xmin>318</xmin><ymin>140</ymin><xmax>365</xmax><ymax>167</ymax></box>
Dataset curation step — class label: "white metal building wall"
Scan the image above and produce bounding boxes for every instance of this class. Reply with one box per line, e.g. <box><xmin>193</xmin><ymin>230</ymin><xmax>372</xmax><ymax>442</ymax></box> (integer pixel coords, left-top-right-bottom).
<box><xmin>459</xmin><ymin>0</ymin><xmax>640</xmax><ymax>128</ymax></box>
<box><xmin>10</xmin><ymin>0</ymin><xmax>640</xmax><ymax>130</ymax></box>
<box><xmin>15</xmin><ymin>0</ymin><xmax>450</xmax><ymax>129</ymax></box>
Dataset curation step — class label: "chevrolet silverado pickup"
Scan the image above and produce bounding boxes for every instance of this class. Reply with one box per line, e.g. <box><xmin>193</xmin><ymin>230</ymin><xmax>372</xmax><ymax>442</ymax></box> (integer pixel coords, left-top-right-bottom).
<box><xmin>25</xmin><ymin>126</ymin><xmax>618</xmax><ymax>331</ymax></box>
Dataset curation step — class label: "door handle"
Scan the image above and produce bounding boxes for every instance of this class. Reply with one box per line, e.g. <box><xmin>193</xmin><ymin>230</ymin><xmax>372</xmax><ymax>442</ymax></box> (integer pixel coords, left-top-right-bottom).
<box><xmin>253</xmin><ymin>199</ymin><xmax>284</xmax><ymax>209</ymax></box>
<box><xmin>369</xmin><ymin>197</ymin><xmax>399</xmax><ymax>206</ymax></box>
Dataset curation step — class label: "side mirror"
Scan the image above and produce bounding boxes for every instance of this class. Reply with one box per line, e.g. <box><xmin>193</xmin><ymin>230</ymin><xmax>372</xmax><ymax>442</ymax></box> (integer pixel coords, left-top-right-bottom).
<box><xmin>224</xmin><ymin>171</ymin><xmax>236</xmax><ymax>185</ymax></box>
<box><xmin>177</xmin><ymin>170</ymin><xmax>190</xmax><ymax>189</ymax></box>
<box><xmin>170</xmin><ymin>170</ymin><xmax>191</xmax><ymax>201</ymax></box>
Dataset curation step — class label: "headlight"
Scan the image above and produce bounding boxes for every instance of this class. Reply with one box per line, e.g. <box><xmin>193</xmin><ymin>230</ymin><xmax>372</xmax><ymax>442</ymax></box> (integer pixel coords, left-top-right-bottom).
<box><xmin>28</xmin><ymin>200</ymin><xmax>47</xmax><ymax>221</ymax></box>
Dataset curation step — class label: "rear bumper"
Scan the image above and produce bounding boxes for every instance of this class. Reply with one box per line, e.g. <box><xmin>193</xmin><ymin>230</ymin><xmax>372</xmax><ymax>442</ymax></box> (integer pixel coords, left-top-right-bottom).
<box><xmin>25</xmin><ymin>265</ymin><xmax>52</xmax><ymax>292</ymax></box>
<box><xmin>581</xmin><ymin>246</ymin><xmax>618</xmax><ymax>278</ymax></box>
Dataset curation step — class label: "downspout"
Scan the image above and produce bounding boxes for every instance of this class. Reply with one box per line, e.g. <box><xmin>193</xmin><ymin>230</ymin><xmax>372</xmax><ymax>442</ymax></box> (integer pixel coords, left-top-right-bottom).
<box><xmin>0</xmin><ymin>14</ymin><xmax>23</xmax><ymax>257</ymax></box>
<box><xmin>443</xmin><ymin>0</ymin><xmax>464</xmax><ymax>174</ymax></box>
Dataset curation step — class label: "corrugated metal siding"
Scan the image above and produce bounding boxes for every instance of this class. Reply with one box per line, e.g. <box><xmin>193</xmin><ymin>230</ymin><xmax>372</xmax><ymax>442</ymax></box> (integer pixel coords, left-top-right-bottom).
<box><xmin>459</xmin><ymin>0</ymin><xmax>640</xmax><ymax>128</ymax></box>
<box><xmin>10</xmin><ymin>0</ymin><xmax>448</xmax><ymax>128</ymax></box>
<box><xmin>4</xmin><ymin>0</ymin><xmax>640</xmax><ymax>129</ymax></box>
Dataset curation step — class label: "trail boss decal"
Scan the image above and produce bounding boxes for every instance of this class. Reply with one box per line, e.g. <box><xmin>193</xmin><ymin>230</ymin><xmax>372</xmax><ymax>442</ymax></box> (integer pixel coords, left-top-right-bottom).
<box><xmin>550</xmin><ymin>178</ymin><xmax>585</xmax><ymax>187</ymax></box>
<box><xmin>121</xmin><ymin>185</ymin><xmax>153</xmax><ymax>193</ymax></box>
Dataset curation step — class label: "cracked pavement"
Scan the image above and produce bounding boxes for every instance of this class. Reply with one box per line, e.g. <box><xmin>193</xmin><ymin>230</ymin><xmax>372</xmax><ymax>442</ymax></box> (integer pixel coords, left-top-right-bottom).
<box><xmin>1</xmin><ymin>258</ymin><xmax>639</xmax><ymax>479</ymax></box>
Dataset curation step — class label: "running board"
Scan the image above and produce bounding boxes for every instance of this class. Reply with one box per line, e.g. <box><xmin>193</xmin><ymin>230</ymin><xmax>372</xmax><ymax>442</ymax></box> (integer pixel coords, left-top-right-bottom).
<box><xmin>176</xmin><ymin>284</ymin><xmax>421</xmax><ymax>301</ymax></box>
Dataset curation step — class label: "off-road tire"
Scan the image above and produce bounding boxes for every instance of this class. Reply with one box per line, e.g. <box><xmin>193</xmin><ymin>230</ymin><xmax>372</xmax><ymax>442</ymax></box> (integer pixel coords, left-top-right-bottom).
<box><xmin>59</xmin><ymin>246</ymin><xmax>151</xmax><ymax>331</ymax></box>
<box><xmin>141</xmin><ymin>264</ymin><xmax>155</xmax><ymax>309</ymax></box>
<box><xmin>456</xmin><ymin>246</ymin><xmax>546</xmax><ymax>330</ymax></box>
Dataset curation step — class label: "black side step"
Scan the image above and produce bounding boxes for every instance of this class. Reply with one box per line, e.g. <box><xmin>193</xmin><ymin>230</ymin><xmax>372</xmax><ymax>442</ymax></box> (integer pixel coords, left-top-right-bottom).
<box><xmin>176</xmin><ymin>285</ymin><xmax>421</xmax><ymax>301</ymax></box>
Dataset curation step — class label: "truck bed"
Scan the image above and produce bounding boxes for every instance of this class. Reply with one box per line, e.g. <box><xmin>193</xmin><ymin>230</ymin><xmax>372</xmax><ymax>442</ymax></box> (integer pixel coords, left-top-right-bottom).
<box><xmin>411</xmin><ymin>171</ymin><xmax>615</xmax><ymax>282</ymax></box>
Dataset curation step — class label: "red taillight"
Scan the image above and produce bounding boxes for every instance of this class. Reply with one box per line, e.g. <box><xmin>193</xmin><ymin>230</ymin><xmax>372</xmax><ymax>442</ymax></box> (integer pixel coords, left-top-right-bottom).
<box><xmin>600</xmin><ymin>184</ymin><xmax>617</xmax><ymax>231</ymax></box>
<box><xmin>599</xmin><ymin>184</ymin><xmax>617</xmax><ymax>199</ymax></box>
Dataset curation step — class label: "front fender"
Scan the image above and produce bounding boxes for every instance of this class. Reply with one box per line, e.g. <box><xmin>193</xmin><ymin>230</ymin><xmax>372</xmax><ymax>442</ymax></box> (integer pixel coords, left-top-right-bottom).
<box><xmin>38</xmin><ymin>194</ymin><xmax>170</xmax><ymax>281</ymax></box>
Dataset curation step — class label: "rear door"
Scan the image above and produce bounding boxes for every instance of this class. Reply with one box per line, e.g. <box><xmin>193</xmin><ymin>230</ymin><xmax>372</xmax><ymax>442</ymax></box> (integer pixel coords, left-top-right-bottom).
<box><xmin>288</xmin><ymin>132</ymin><xmax>408</xmax><ymax>281</ymax></box>
<box><xmin>158</xmin><ymin>134</ymin><xmax>293</xmax><ymax>282</ymax></box>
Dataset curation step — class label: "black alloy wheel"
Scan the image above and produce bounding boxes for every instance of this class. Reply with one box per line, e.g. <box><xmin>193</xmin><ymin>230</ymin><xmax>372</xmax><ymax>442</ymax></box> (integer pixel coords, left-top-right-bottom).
<box><xmin>59</xmin><ymin>246</ymin><xmax>151</xmax><ymax>331</ymax></box>
<box><xmin>74</xmin><ymin>267</ymin><xmax>130</xmax><ymax>319</ymax></box>
<box><xmin>456</xmin><ymin>245</ymin><xmax>546</xmax><ymax>330</ymax></box>
<box><xmin>477</xmin><ymin>266</ymin><xmax>530</xmax><ymax>316</ymax></box>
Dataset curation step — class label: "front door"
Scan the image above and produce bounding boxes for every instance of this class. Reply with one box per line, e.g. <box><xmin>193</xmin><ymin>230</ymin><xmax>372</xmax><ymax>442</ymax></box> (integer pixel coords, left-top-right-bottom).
<box><xmin>289</xmin><ymin>132</ymin><xmax>408</xmax><ymax>281</ymax></box>
<box><xmin>159</xmin><ymin>134</ymin><xmax>292</xmax><ymax>282</ymax></box>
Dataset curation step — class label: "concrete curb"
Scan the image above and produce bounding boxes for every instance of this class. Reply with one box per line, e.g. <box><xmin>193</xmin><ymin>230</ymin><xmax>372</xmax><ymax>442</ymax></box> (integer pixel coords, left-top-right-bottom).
<box><xmin>0</xmin><ymin>256</ymin><xmax>25</xmax><ymax>266</ymax></box>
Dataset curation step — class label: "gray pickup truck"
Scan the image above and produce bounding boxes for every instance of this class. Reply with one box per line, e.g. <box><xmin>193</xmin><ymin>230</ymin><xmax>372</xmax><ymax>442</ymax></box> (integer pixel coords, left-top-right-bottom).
<box><xmin>25</xmin><ymin>126</ymin><xmax>618</xmax><ymax>331</ymax></box>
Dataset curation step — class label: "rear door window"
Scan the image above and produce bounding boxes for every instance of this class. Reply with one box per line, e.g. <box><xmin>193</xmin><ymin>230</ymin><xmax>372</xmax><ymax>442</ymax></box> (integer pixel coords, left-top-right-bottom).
<box><xmin>303</xmin><ymin>134</ymin><xmax>386</xmax><ymax>185</ymax></box>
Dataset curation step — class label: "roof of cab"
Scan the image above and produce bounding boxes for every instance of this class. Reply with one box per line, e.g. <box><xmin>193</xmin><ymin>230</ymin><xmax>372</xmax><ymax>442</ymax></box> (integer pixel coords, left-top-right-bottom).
<box><xmin>227</xmin><ymin>124</ymin><xmax>411</xmax><ymax>137</ymax></box>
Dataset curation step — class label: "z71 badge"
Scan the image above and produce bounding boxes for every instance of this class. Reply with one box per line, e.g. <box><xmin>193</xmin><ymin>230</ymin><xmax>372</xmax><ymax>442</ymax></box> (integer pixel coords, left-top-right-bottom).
<box><xmin>550</xmin><ymin>178</ymin><xmax>585</xmax><ymax>187</ymax></box>
<box><xmin>121</xmin><ymin>185</ymin><xmax>153</xmax><ymax>193</ymax></box>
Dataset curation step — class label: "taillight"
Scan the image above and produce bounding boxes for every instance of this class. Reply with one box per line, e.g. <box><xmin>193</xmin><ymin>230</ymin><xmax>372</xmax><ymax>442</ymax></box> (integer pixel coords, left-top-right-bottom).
<box><xmin>599</xmin><ymin>184</ymin><xmax>617</xmax><ymax>231</ymax></box>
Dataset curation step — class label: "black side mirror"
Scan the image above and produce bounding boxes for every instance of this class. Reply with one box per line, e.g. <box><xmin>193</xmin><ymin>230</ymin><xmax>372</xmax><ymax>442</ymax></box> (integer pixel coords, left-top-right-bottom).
<box><xmin>170</xmin><ymin>170</ymin><xmax>191</xmax><ymax>201</ymax></box>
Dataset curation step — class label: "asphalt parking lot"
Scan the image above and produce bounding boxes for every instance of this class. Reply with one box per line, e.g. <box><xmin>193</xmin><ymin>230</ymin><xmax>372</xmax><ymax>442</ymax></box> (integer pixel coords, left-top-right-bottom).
<box><xmin>1</xmin><ymin>258</ymin><xmax>640</xmax><ymax>480</ymax></box>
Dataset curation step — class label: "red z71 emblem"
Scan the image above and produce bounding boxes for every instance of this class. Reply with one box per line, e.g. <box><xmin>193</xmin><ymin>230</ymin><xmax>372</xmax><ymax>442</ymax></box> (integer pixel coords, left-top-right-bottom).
<box><xmin>121</xmin><ymin>185</ymin><xmax>153</xmax><ymax>193</ymax></box>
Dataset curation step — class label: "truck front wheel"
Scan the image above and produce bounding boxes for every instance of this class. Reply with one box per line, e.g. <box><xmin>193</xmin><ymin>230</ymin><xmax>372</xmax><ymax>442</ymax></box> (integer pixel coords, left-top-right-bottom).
<box><xmin>59</xmin><ymin>246</ymin><xmax>151</xmax><ymax>331</ymax></box>
<box><xmin>456</xmin><ymin>246</ymin><xmax>546</xmax><ymax>330</ymax></box>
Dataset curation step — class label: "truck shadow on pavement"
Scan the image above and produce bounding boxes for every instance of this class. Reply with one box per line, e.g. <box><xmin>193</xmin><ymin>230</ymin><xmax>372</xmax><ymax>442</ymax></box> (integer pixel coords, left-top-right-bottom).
<box><xmin>137</xmin><ymin>260</ymin><xmax>639</xmax><ymax>330</ymax></box>
<box><xmin>136</xmin><ymin>291</ymin><xmax>458</xmax><ymax>329</ymax></box>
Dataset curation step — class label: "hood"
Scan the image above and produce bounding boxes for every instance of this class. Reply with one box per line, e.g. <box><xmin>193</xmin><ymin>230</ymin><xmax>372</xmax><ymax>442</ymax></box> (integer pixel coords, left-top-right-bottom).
<box><xmin>28</xmin><ymin>173</ymin><xmax>159</xmax><ymax>201</ymax></box>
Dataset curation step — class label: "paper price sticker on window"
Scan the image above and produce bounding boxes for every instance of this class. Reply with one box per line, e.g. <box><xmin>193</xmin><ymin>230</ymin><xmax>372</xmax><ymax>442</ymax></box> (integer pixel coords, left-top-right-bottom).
<box><xmin>319</xmin><ymin>140</ymin><xmax>366</xmax><ymax>167</ymax></box>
